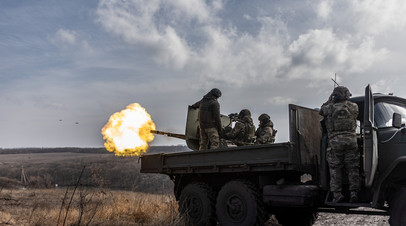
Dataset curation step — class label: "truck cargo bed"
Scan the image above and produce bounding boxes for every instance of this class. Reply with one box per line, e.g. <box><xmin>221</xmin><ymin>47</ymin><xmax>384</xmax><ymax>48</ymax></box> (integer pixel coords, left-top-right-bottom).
<box><xmin>141</xmin><ymin>142</ymin><xmax>297</xmax><ymax>174</ymax></box>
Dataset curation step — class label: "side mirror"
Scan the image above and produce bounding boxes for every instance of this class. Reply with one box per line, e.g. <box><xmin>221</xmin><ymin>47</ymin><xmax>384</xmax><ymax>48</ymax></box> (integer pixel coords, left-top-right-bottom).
<box><xmin>393</xmin><ymin>113</ymin><xmax>402</xmax><ymax>128</ymax></box>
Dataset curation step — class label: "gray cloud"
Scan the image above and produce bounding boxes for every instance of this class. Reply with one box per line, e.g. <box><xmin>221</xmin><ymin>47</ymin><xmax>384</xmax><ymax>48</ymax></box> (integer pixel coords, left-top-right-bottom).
<box><xmin>96</xmin><ymin>0</ymin><xmax>388</xmax><ymax>88</ymax></box>
<box><xmin>351</xmin><ymin>0</ymin><xmax>406</xmax><ymax>35</ymax></box>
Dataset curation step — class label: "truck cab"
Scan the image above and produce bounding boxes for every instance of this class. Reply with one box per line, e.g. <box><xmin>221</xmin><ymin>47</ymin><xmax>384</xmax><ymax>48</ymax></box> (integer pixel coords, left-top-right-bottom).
<box><xmin>349</xmin><ymin>85</ymin><xmax>406</xmax><ymax>225</ymax></box>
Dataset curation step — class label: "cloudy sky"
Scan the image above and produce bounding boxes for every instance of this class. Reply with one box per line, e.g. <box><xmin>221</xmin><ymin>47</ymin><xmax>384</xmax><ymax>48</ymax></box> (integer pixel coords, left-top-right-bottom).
<box><xmin>1</xmin><ymin>0</ymin><xmax>406</xmax><ymax>148</ymax></box>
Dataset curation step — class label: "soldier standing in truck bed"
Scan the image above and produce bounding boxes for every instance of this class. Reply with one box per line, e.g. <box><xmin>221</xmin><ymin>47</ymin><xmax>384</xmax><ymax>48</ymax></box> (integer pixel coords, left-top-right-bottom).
<box><xmin>319</xmin><ymin>86</ymin><xmax>360</xmax><ymax>203</ymax></box>
<box><xmin>255</xmin><ymin>113</ymin><xmax>276</xmax><ymax>144</ymax></box>
<box><xmin>225</xmin><ymin>109</ymin><xmax>255</xmax><ymax>146</ymax></box>
<box><xmin>191</xmin><ymin>88</ymin><xmax>222</xmax><ymax>150</ymax></box>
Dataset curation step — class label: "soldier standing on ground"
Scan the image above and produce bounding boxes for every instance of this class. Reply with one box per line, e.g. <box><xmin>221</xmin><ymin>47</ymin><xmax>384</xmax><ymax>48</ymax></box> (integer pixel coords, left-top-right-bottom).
<box><xmin>319</xmin><ymin>86</ymin><xmax>360</xmax><ymax>203</ymax></box>
<box><xmin>255</xmin><ymin>113</ymin><xmax>276</xmax><ymax>144</ymax></box>
<box><xmin>192</xmin><ymin>88</ymin><xmax>222</xmax><ymax>151</ymax></box>
<box><xmin>225</xmin><ymin>109</ymin><xmax>255</xmax><ymax>146</ymax></box>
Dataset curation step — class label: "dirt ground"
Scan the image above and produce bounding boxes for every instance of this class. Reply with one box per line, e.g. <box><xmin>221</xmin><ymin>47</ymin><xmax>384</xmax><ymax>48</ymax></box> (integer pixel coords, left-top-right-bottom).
<box><xmin>263</xmin><ymin>208</ymin><xmax>389</xmax><ymax>226</ymax></box>
<box><xmin>314</xmin><ymin>210</ymin><xmax>389</xmax><ymax>226</ymax></box>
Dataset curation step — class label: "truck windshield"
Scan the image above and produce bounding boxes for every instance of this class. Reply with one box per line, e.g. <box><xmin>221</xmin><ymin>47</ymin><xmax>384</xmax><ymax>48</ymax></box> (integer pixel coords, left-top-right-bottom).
<box><xmin>375</xmin><ymin>102</ymin><xmax>406</xmax><ymax>128</ymax></box>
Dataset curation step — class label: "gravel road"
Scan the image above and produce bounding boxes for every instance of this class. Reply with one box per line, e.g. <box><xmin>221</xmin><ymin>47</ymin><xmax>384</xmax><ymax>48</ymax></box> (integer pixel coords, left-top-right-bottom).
<box><xmin>314</xmin><ymin>208</ymin><xmax>389</xmax><ymax>226</ymax></box>
<box><xmin>266</xmin><ymin>208</ymin><xmax>390</xmax><ymax>226</ymax></box>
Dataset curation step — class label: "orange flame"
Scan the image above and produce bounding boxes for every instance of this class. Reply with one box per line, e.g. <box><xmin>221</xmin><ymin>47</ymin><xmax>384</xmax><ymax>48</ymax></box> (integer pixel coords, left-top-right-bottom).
<box><xmin>101</xmin><ymin>103</ymin><xmax>156</xmax><ymax>156</ymax></box>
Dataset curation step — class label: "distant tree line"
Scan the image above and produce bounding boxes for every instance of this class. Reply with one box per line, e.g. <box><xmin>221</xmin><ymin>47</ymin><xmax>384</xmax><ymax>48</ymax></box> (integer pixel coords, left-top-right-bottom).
<box><xmin>0</xmin><ymin>146</ymin><xmax>189</xmax><ymax>154</ymax></box>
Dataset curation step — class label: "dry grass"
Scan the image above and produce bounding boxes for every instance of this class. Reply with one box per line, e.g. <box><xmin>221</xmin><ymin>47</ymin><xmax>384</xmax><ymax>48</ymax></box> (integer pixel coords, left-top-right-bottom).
<box><xmin>0</xmin><ymin>150</ymin><xmax>181</xmax><ymax>225</ymax></box>
<box><xmin>0</xmin><ymin>188</ymin><xmax>185</xmax><ymax>226</ymax></box>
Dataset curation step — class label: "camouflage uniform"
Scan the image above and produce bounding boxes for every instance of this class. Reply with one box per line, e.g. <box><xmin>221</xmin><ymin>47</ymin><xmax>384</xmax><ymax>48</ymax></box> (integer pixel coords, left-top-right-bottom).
<box><xmin>192</xmin><ymin>88</ymin><xmax>222</xmax><ymax>150</ymax></box>
<box><xmin>226</xmin><ymin>109</ymin><xmax>255</xmax><ymax>146</ymax></box>
<box><xmin>199</xmin><ymin>127</ymin><xmax>220</xmax><ymax>150</ymax></box>
<box><xmin>320</xmin><ymin>86</ymin><xmax>360</xmax><ymax>201</ymax></box>
<box><xmin>255</xmin><ymin>114</ymin><xmax>276</xmax><ymax>144</ymax></box>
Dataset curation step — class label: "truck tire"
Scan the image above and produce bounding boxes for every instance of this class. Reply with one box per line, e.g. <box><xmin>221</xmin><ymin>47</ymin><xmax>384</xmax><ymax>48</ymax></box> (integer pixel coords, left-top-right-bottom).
<box><xmin>275</xmin><ymin>208</ymin><xmax>317</xmax><ymax>226</ymax></box>
<box><xmin>216</xmin><ymin>180</ymin><xmax>267</xmax><ymax>226</ymax></box>
<box><xmin>389</xmin><ymin>188</ymin><xmax>406</xmax><ymax>226</ymax></box>
<box><xmin>178</xmin><ymin>182</ymin><xmax>216</xmax><ymax>226</ymax></box>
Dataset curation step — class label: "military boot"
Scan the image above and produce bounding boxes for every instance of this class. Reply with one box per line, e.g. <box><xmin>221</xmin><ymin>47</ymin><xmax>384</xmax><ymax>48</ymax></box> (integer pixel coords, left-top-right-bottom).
<box><xmin>350</xmin><ymin>191</ymin><xmax>358</xmax><ymax>203</ymax></box>
<box><xmin>332</xmin><ymin>192</ymin><xmax>345</xmax><ymax>203</ymax></box>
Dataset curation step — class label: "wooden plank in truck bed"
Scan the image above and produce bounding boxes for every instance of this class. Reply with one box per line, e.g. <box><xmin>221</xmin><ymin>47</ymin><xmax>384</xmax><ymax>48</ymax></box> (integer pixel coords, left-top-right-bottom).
<box><xmin>141</xmin><ymin>142</ymin><xmax>295</xmax><ymax>174</ymax></box>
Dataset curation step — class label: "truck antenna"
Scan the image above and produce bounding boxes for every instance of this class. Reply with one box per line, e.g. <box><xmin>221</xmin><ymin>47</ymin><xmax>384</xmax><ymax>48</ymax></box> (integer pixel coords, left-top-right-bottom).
<box><xmin>331</xmin><ymin>73</ymin><xmax>340</xmax><ymax>88</ymax></box>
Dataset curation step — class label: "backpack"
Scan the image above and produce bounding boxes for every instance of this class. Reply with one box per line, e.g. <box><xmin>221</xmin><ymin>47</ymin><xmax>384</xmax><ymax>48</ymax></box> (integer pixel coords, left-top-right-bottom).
<box><xmin>330</xmin><ymin>102</ymin><xmax>356</xmax><ymax>132</ymax></box>
<box><xmin>244</xmin><ymin>121</ymin><xmax>256</xmax><ymax>142</ymax></box>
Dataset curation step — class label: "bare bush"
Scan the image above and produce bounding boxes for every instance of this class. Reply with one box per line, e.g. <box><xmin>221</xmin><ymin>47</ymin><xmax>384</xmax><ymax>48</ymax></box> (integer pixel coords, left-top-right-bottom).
<box><xmin>1</xmin><ymin>188</ymin><xmax>184</xmax><ymax>225</ymax></box>
<box><xmin>0</xmin><ymin>177</ymin><xmax>21</xmax><ymax>189</ymax></box>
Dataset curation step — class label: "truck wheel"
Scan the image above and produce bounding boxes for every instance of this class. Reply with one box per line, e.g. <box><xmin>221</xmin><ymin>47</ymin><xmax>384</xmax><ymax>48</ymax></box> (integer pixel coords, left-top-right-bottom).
<box><xmin>275</xmin><ymin>208</ymin><xmax>317</xmax><ymax>226</ymax></box>
<box><xmin>216</xmin><ymin>180</ymin><xmax>267</xmax><ymax>226</ymax></box>
<box><xmin>389</xmin><ymin>188</ymin><xmax>406</xmax><ymax>226</ymax></box>
<box><xmin>178</xmin><ymin>182</ymin><xmax>216</xmax><ymax>226</ymax></box>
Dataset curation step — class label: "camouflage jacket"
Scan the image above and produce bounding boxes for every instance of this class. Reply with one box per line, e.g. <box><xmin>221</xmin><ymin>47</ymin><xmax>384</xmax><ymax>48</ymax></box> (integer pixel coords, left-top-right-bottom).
<box><xmin>226</xmin><ymin>116</ymin><xmax>255</xmax><ymax>145</ymax></box>
<box><xmin>255</xmin><ymin>121</ymin><xmax>275</xmax><ymax>144</ymax></box>
<box><xmin>319</xmin><ymin>100</ymin><xmax>358</xmax><ymax>139</ymax></box>
<box><xmin>192</xmin><ymin>93</ymin><xmax>222</xmax><ymax>131</ymax></box>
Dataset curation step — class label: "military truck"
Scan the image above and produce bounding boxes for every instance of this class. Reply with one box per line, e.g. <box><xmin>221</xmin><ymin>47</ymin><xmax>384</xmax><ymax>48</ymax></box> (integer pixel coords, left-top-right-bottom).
<box><xmin>141</xmin><ymin>85</ymin><xmax>406</xmax><ymax>226</ymax></box>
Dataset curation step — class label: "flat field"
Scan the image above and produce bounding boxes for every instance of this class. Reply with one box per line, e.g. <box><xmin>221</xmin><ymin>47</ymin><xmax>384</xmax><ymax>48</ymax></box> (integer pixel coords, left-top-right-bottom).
<box><xmin>0</xmin><ymin>148</ymin><xmax>173</xmax><ymax>192</ymax></box>
<box><xmin>0</xmin><ymin>148</ymin><xmax>390</xmax><ymax>225</ymax></box>
<box><xmin>0</xmin><ymin>147</ymin><xmax>183</xmax><ymax>225</ymax></box>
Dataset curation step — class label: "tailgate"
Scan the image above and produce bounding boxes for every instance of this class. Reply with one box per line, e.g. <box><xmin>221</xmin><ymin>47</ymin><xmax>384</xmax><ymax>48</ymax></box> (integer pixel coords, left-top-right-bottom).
<box><xmin>140</xmin><ymin>143</ymin><xmax>293</xmax><ymax>174</ymax></box>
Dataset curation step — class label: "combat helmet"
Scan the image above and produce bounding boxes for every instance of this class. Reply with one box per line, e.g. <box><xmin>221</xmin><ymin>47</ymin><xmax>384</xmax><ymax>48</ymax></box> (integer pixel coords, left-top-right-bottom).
<box><xmin>258</xmin><ymin>113</ymin><xmax>270</xmax><ymax>122</ymax></box>
<box><xmin>332</xmin><ymin>86</ymin><xmax>352</xmax><ymax>102</ymax></box>
<box><xmin>210</xmin><ymin>88</ymin><xmax>222</xmax><ymax>98</ymax></box>
<box><xmin>239</xmin><ymin>109</ymin><xmax>251</xmax><ymax>118</ymax></box>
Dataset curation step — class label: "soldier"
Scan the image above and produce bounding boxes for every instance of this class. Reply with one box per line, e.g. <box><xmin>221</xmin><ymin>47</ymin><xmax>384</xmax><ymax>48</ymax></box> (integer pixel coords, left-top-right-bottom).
<box><xmin>192</xmin><ymin>88</ymin><xmax>222</xmax><ymax>150</ymax></box>
<box><xmin>225</xmin><ymin>109</ymin><xmax>255</xmax><ymax>146</ymax></box>
<box><xmin>255</xmin><ymin>113</ymin><xmax>276</xmax><ymax>144</ymax></box>
<box><xmin>319</xmin><ymin>86</ymin><xmax>360</xmax><ymax>203</ymax></box>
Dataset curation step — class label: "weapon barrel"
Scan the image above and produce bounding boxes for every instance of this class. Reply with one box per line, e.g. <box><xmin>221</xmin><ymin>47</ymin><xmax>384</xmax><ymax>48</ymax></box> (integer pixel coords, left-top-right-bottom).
<box><xmin>150</xmin><ymin>130</ymin><xmax>186</xmax><ymax>140</ymax></box>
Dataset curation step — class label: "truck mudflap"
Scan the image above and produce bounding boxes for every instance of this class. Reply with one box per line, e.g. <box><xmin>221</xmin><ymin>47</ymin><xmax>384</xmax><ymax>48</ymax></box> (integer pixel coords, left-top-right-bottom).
<box><xmin>263</xmin><ymin>185</ymin><xmax>322</xmax><ymax>207</ymax></box>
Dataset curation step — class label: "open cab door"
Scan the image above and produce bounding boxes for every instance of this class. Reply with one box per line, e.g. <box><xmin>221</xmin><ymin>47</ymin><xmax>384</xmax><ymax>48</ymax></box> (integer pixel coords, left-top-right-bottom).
<box><xmin>363</xmin><ymin>84</ymin><xmax>378</xmax><ymax>187</ymax></box>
